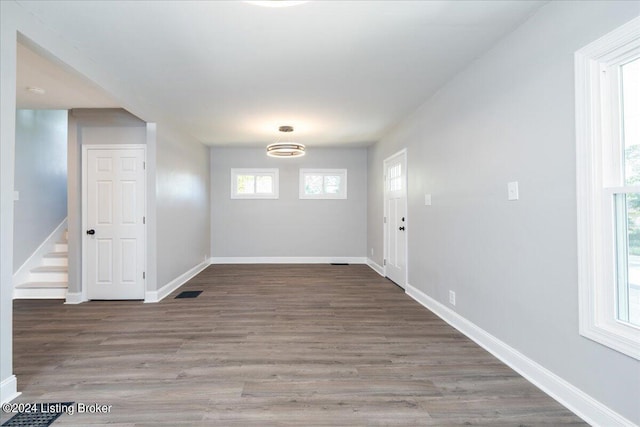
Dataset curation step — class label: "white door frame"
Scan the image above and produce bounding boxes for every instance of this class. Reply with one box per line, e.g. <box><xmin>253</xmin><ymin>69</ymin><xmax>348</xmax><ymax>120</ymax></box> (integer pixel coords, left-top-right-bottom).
<box><xmin>81</xmin><ymin>144</ymin><xmax>147</xmax><ymax>301</ymax></box>
<box><xmin>383</xmin><ymin>148</ymin><xmax>408</xmax><ymax>287</ymax></box>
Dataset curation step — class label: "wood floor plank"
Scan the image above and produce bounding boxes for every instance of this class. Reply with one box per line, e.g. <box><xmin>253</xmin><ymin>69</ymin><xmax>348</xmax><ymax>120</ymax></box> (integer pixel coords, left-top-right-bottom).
<box><xmin>3</xmin><ymin>264</ymin><xmax>587</xmax><ymax>426</ymax></box>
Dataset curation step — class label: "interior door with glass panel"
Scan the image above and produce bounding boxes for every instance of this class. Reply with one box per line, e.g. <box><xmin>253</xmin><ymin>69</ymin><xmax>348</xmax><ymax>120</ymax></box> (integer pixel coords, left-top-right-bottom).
<box><xmin>384</xmin><ymin>150</ymin><xmax>407</xmax><ymax>288</ymax></box>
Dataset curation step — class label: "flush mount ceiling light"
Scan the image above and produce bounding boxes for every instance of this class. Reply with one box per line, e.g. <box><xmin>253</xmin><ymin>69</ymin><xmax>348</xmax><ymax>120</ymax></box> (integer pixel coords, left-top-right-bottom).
<box><xmin>26</xmin><ymin>86</ymin><xmax>46</xmax><ymax>95</ymax></box>
<box><xmin>267</xmin><ymin>126</ymin><xmax>306</xmax><ymax>158</ymax></box>
<box><xmin>245</xmin><ymin>1</ymin><xmax>309</xmax><ymax>7</ymax></box>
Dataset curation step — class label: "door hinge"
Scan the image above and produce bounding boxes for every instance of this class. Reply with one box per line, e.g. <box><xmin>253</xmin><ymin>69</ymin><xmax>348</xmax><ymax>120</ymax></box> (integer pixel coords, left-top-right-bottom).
<box><xmin>143</xmin><ymin>216</ymin><xmax>146</xmax><ymax>224</ymax></box>
<box><xmin>383</xmin><ymin>259</ymin><xmax>386</xmax><ymax>266</ymax></box>
<box><xmin>384</xmin><ymin>216</ymin><xmax>387</xmax><ymax>224</ymax></box>
<box><xmin>143</xmin><ymin>272</ymin><xmax>146</xmax><ymax>279</ymax></box>
<box><xmin>143</xmin><ymin>161</ymin><xmax>146</xmax><ymax>170</ymax></box>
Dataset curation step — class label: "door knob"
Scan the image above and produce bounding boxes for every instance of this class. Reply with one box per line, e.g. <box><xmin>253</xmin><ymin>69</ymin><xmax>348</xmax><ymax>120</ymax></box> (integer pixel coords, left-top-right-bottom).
<box><xmin>86</xmin><ymin>229</ymin><xmax>95</xmax><ymax>235</ymax></box>
<box><xmin>399</xmin><ymin>226</ymin><xmax>405</xmax><ymax>231</ymax></box>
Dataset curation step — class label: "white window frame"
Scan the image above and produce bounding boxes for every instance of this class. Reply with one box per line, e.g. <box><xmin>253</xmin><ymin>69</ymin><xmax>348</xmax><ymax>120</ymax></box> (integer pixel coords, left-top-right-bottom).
<box><xmin>299</xmin><ymin>168</ymin><xmax>347</xmax><ymax>199</ymax></box>
<box><xmin>230</xmin><ymin>168</ymin><xmax>279</xmax><ymax>199</ymax></box>
<box><xmin>576</xmin><ymin>16</ymin><xmax>640</xmax><ymax>360</ymax></box>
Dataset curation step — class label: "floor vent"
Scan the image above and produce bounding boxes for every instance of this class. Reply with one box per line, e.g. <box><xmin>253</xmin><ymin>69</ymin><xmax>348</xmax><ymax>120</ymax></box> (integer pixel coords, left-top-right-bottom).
<box><xmin>330</xmin><ymin>263</ymin><xmax>349</xmax><ymax>266</ymax></box>
<box><xmin>175</xmin><ymin>290</ymin><xmax>203</xmax><ymax>299</ymax></box>
<box><xmin>2</xmin><ymin>402</ymin><xmax>73</xmax><ymax>426</ymax></box>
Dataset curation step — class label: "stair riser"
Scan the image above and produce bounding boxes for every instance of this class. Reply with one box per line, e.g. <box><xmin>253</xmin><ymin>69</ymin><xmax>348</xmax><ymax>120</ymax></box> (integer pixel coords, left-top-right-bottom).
<box><xmin>54</xmin><ymin>243</ymin><xmax>68</xmax><ymax>252</ymax></box>
<box><xmin>30</xmin><ymin>272</ymin><xmax>68</xmax><ymax>282</ymax></box>
<box><xmin>42</xmin><ymin>257</ymin><xmax>68</xmax><ymax>267</ymax></box>
<box><xmin>14</xmin><ymin>288</ymin><xmax>67</xmax><ymax>299</ymax></box>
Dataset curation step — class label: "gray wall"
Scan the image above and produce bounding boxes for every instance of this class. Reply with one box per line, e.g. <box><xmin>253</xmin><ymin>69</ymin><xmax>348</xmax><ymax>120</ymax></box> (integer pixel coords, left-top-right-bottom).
<box><xmin>368</xmin><ymin>1</ymin><xmax>640</xmax><ymax>423</ymax></box>
<box><xmin>211</xmin><ymin>147</ymin><xmax>367</xmax><ymax>258</ymax></box>
<box><xmin>13</xmin><ymin>110</ymin><xmax>67</xmax><ymax>271</ymax></box>
<box><xmin>156</xmin><ymin>126</ymin><xmax>210</xmax><ymax>288</ymax></box>
<box><xmin>67</xmin><ymin>110</ymin><xmax>210</xmax><ymax>295</ymax></box>
<box><xmin>67</xmin><ymin>109</ymin><xmax>147</xmax><ymax>296</ymax></box>
<box><xmin>0</xmin><ymin>3</ymin><xmax>211</xmax><ymax>401</ymax></box>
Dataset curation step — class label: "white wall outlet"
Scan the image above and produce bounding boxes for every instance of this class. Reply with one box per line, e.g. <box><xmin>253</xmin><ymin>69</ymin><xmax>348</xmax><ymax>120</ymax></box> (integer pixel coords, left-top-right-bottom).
<box><xmin>425</xmin><ymin>194</ymin><xmax>432</xmax><ymax>206</ymax></box>
<box><xmin>449</xmin><ymin>290</ymin><xmax>456</xmax><ymax>306</ymax></box>
<box><xmin>370</xmin><ymin>248</ymin><xmax>374</xmax><ymax>256</ymax></box>
<box><xmin>508</xmin><ymin>181</ymin><xmax>519</xmax><ymax>201</ymax></box>
<box><xmin>13</xmin><ymin>191</ymin><xmax>19</xmax><ymax>201</ymax></box>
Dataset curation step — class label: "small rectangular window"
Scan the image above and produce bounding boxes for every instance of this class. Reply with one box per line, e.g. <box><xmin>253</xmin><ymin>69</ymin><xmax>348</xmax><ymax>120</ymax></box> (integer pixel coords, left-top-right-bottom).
<box><xmin>231</xmin><ymin>168</ymin><xmax>279</xmax><ymax>199</ymax></box>
<box><xmin>299</xmin><ymin>169</ymin><xmax>347</xmax><ymax>199</ymax></box>
<box><xmin>387</xmin><ymin>163</ymin><xmax>403</xmax><ymax>192</ymax></box>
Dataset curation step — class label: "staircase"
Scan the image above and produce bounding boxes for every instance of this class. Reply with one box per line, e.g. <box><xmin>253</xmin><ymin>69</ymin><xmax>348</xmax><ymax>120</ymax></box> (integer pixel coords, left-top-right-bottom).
<box><xmin>14</xmin><ymin>230</ymin><xmax>68</xmax><ymax>299</ymax></box>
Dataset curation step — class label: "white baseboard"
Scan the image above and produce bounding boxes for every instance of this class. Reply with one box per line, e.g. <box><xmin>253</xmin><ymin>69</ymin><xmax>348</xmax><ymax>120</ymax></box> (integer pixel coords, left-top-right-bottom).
<box><xmin>145</xmin><ymin>260</ymin><xmax>210</xmax><ymax>303</ymax></box>
<box><xmin>404</xmin><ymin>283</ymin><xmax>635</xmax><ymax>427</ymax></box>
<box><xmin>13</xmin><ymin>218</ymin><xmax>67</xmax><ymax>288</ymax></box>
<box><xmin>1</xmin><ymin>375</ymin><xmax>20</xmax><ymax>405</ymax></box>
<box><xmin>209</xmin><ymin>256</ymin><xmax>367</xmax><ymax>264</ymax></box>
<box><xmin>65</xmin><ymin>292</ymin><xmax>86</xmax><ymax>304</ymax></box>
<box><xmin>366</xmin><ymin>258</ymin><xmax>384</xmax><ymax>276</ymax></box>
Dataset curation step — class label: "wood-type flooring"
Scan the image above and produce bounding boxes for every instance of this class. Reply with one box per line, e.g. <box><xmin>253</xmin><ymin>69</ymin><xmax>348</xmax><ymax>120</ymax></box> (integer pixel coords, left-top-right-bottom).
<box><xmin>3</xmin><ymin>264</ymin><xmax>587</xmax><ymax>426</ymax></box>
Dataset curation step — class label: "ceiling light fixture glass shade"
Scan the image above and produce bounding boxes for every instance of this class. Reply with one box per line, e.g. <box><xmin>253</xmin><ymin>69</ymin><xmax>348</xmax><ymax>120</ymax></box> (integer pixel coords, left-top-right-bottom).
<box><xmin>267</xmin><ymin>125</ymin><xmax>306</xmax><ymax>157</ymax></box>
<box><xmin>266</xmin><ymin>142</ymin><xmax>306</xmax><ymax>157</ymax></box>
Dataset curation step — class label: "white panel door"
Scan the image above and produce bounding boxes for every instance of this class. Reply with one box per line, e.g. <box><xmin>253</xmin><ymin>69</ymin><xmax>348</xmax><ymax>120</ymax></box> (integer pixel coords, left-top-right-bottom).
<box><xmin>85</xmin><ymin>147</ymin><xmax>145</xmax><ymax>299</ymax></box>
<box><xmin>384</xmin><ymin>150</ymin><xmax>407</xmax><ymax>288</ymax></box>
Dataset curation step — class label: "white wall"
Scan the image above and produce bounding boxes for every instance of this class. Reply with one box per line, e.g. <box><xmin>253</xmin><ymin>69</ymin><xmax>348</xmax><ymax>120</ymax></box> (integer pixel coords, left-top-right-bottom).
<box><xmin>368</xmin><ymin>1</ymin><xmax>640</xmax><ymax>423</ymax></box>
<box><xmin>211</xmin><ymin>147</ymin><xmax>367</xmax><ymax>259</ymax></box>
<box><xmin>13</xmin><ymin>110</ymin><xmax>67</xmax><ymax>272</ymax></box>
<box><xmin>156</xmin><ymin>126</ymin><xmax>210</xmax><ymax>287</ymax></box>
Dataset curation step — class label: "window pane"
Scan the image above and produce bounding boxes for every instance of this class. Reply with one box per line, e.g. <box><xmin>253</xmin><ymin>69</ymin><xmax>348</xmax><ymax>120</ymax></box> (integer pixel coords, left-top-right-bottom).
<box><xmin>304</xmin><ymin>175</ymin><xmax>323</xmax><ymax>195</ymax></box>
<box><xmin>237</xmin><ymin>175</ymin><xmax>255</xmax><ymax>194</ymax></box>
<box><xmin>387</xmin><ymin>163</ymin><xmax>402</xmax><ymax>192</ymax></box>
<box><xmin>615</xmin><ymin>193</ymin><xmax>640</xmax><ymax>327</ymax></box>
<box><xmin>324</xmin><ymin>175</ymin><xmax>341</xmax><ymax>194</ymax></box>
<box><xmin>623</xmin><ymin>57</ymin><xmax>640</xmax><ymax>186</ymax></box>
<box><xmin>255</xmin><ymin>175</ymin><xmax>273</xmax><ymax>194</ymax></box>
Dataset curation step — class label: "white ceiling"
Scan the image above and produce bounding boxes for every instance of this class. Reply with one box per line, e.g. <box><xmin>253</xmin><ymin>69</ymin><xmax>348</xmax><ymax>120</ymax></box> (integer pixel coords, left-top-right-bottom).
<box><xmin>15</xmin><ymin>0</ymin><xmax>545</xmax><ymax>147</ymax></box>
<box><xmin>17</xmin><ymin>42</ymin><xmax>119</xmax><ymax>110</ymax></box>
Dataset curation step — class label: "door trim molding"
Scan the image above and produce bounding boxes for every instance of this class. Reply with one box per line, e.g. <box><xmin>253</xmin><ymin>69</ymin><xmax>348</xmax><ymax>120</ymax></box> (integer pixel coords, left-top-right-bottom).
<box><xmin>383</xmin><ymin>148</ymin><xmax>408</xmax><ymax>287</ymax></box>
<box><xmin>82</xmin><ymin>144</ymin><xmax>147</xmax><ymax>301</ymax></box>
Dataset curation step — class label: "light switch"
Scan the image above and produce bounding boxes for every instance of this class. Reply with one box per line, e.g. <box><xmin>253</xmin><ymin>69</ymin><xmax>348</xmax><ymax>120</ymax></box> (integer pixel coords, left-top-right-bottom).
<box><xmin>425</xmin><ymin>194</ymin><xmax>432</xmax><ymax>206</ymax></box>
<box><xmin>508</xmin><ymin>181</ymin><xmax>519</xmax><ymax>201</ymax></box>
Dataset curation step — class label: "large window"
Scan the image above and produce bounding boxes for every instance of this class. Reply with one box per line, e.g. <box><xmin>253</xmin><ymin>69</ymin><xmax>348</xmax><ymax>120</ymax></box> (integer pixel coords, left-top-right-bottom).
<box><xmin>576</xmin><ymin>17</ymin><xmax>640</xmax><ymax>360</ymax></box>
<box><xmin>615</xmin><ymin>57</ymin><xmax>640</xmax><ymax>327</ymax></box>
<box><xmin>230</xmin><ymin>168</ymin><xmax>279</xmax><ymax>199</ymax></box>
<box><xmin>299</xmin><ymin>169</ymin><xmax>347</xmax><ymax>199</ymax></box>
